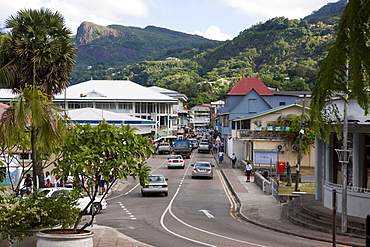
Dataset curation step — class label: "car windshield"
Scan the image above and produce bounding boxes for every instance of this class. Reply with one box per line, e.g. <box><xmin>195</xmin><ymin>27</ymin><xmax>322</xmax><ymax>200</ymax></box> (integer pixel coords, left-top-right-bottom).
<box><xmin>148</xmin><ymin>176</ymin><xmax>165</xmax><ymax>182</ymax></box>
<box><xmin>200</xmin><ymin>142</ymin><xmax>208</xmax><ymax>145</ymax></box>
<box><xmin>170</xmin><ymin>155</ymin><xmax>182</xmax><ymax>159</ymax></box>
<box><xmin>194</xmin><ymin>163</ymin><xmax>211</xmax><ymax>168</ymax></box>
<box><xmin>160</xmin><ymin>143</ymin><xmax>169</xmax><ymax>146</ymax></box>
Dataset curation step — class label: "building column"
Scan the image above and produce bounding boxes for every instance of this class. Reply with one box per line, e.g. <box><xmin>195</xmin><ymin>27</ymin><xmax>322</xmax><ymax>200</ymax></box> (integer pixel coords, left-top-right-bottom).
<box><xmin>315</xmin><ymin>136</ymin><xmax>324</xmax><ymax>200</ymax></box>
<box><xmin>352</xmin><ymin>132</ymin><xmax>361</xmax><ymax>187</ymax></box>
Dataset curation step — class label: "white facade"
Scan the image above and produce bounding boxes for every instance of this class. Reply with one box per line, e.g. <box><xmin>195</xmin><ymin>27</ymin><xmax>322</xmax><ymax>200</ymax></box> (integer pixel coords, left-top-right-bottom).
<box><xmin>0</xmin><ymin>80</ymin><xmax>180</xmax><ymax>139</ymax></box>
<box><xmin>315</xmin><ymin>98</ymin><xmax>370</xmax><ymax>218</ymax></box>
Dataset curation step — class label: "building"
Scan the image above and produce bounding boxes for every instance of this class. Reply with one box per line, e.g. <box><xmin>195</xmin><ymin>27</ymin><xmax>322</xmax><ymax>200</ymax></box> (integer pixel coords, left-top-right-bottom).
<box><xmin>0</xmin><ymin>80</ymin><xmax>181</xmax><ymax>140</ymax></box>
<box><xmin>216</xmin><ymin>77</ymin><xmax>312</xmax><ymax>166</ymax></box>
<box><xmin>190</xmin><ymin>104</ymin><xmax>211</xmax><ymax>129</ymax></box>
<box><xmin>315</xmin><ymin>98</ymin><xmax>370</xmax><ymax>218</ymax></box>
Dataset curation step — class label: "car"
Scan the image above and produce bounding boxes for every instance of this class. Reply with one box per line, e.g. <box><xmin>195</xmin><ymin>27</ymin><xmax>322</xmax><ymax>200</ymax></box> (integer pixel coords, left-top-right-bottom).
<box><xmin>37</xmin><ymin>187</ymin><xmax>107</xmax><ymax>214</ymax></box>
<box><xmin>189</xmin><ymin>138</ymin><xmax>198</xmax><ymax>149</ymax></box>
<box><xmin>167</xmin><ymin>155</ymin><xmax>185</xmax><ymax>169</ymax></box>
<box><xmin>198</xmin><ymin>141</ymin><xmax>211</xmax><ymax>153</ymax></box>
<box><xmin>157</xmin><ymin>142</ymin><xmax>172</xmax><ymax>155</ymax></box>
<box><xmin>141</xmin><ymin>174</ymin><xmax>168</xmax><ymax>197</ymax></box>
<box><xmin>191</xmin><ymin>161</ymin><xmax>214</xmax><ymax>179</ymax></box>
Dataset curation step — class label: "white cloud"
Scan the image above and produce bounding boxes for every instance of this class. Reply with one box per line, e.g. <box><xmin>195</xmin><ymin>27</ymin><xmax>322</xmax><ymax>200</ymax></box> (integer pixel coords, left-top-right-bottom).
<box><xmin>0</xmin><ymin>0</ymin><xmax>149</xmax><ymax>33</ymax></box>
<box><xmin>193</xmin><ymin>25</ymin><xmax>231</xmax><ymax>41</ymax></box>
<box><xmin>221</xmin><ymin>0</ymin><xmax>334</xmax><ymax>22</ymax></box>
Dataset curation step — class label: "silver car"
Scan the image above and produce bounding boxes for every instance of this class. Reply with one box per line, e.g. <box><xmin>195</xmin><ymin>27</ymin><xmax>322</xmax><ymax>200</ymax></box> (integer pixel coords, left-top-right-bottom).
<box><xmin>141</xmin><ymin>174</ymin><xmax>168</xmax><ymax>196</ymax></box>
<box><xmin>191</xmin><ymin>161</ymin><xmax>214</xmax><ymax>179</ymax></box>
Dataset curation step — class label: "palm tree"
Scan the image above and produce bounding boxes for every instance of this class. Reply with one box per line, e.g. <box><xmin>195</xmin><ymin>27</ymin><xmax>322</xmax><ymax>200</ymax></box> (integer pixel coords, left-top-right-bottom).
<box><xmin>0</xmin><ymin>8</ymin><xmax>76</xmax><ymax>96</ymax></box>
<box><xmin>0</xmin><ymin>8</ymin><xmax>75</xmax><ymax>187</ymax></box>
<box><xmin>0</xmin><ymin>85</ymin><xmax>67</xmax><ymax>189</ymax></box>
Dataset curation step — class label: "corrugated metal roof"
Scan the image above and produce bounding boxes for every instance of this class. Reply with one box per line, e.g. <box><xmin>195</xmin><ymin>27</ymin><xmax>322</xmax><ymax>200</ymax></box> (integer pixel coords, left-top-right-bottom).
<box><xmin>227</xmin><ymin>78</ymin><xmax>273</xmax><ymax>96</ymax></box>
<box><xmin>231</xmin><ymin>104</ymin><xmax>309</xmax><ymax>121</ymax></box>
<box><xmin>54</xmin><ymin>80</ymin><xmax>177</xmax><ymax>102</ymax></box>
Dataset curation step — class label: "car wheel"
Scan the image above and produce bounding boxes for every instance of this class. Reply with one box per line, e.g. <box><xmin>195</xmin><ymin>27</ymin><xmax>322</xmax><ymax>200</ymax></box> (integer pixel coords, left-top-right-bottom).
<box><xmin>164</xmin><ymin>192</ymin><xmax>168</xmax><ymax>196</ymax></box>
<box><xmin>141</xmin><ymin>192</ymin><xmax>146</xmax><ymax>197</ymax></box>
<box><xmin>182</xmin><ymin>166</ymin><xmax>185</xmax><ymax>169</ymax></box>
<box><xmin>168</xmin><ymin>166</ymin><xmax>171</xmax><ymax>169</ymax></box>
<box><xmin>91</xmin><ymin>202</ymin><xmax>102</xmax><ymax>215</ymax></box>
<box><xmin>192</xmin><ymin>176</ymin><xmax>195</xmax><ymax>179</ymax></box>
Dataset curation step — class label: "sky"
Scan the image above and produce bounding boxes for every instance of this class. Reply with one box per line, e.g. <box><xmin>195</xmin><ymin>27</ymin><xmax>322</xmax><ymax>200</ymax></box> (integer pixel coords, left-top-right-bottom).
<box><xmin>0</xmin><ymin>0</ymin><xmax>338</xmax><ymax>41</ymax></box>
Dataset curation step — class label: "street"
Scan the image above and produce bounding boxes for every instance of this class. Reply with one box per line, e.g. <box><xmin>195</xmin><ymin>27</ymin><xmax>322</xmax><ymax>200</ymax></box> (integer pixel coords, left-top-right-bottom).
<box><xmin>94</xmin><ymin>151</ymin><xmax>332</xmax><ymax>247</ymax></box>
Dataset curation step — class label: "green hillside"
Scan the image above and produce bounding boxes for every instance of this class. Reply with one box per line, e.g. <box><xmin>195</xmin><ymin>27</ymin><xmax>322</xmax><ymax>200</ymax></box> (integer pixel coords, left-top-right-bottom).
<box><xmin>69</xmin><ymin>0</ymin><xmax>345</xmax><ymax>107</ymax></box>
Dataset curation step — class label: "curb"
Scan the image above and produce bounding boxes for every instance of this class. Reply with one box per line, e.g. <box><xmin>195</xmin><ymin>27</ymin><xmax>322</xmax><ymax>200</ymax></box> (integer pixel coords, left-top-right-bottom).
<box><xmin>217</xmin><ymin>156</ymin><xmax>364</xmax><ymax>247</ymax></box>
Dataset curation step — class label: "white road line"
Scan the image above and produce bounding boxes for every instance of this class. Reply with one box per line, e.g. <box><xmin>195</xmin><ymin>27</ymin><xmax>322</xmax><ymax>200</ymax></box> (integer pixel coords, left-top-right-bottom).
<box><xmin>199</xmin><ymin>209</ymin><xmax>215</xmax><ymax>218</ymax></box>
<box><xmin>159</xmin><ymin>158</ymin><xmax>266</xmax><ymax>247</ymax></box>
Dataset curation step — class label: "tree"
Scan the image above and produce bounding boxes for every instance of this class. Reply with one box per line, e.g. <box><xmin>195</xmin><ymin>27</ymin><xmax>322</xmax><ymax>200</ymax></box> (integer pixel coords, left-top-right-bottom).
<box><xmin>0</xmin><ymin>8</ymin><xmax>76</xmax><ymax>186</ymax></box>
<box><xmin>52</xmin><ymin>121</ymin><xmax>154</xmax><ymax>232</ymax></box>
<box><xmin>0</xmin><ymin>8</ymin><xmax>76</xmax><ymax>96</ymax></box>
<box><xmin>0</xmin><ymin>85</ymin><xmax>67</xmax><ymax>190</ymax></box>
<box><xmin>310</xmin><ymin>0</ymin><xmax>370</xmax><ymax>139</ymax></box>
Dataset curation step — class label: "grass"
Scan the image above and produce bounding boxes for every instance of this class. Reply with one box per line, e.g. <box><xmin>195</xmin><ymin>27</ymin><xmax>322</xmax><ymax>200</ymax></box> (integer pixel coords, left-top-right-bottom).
<box><xmin>298</xmin><ymin>167</ymin><xmax>315</xmax><ymax>176</ymax></box>
<box><xmin>279</xmin><ymin>182</ymin><xmax>315</xmax><ymax>194</ymax></box>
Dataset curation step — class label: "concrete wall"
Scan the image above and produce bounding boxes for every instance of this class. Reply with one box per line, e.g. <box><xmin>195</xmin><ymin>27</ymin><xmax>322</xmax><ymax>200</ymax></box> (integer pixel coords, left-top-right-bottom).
<box><xmin>323</xmin><ymin>185</ymin><xmax>370</xmax><ymax>219</ymax></box>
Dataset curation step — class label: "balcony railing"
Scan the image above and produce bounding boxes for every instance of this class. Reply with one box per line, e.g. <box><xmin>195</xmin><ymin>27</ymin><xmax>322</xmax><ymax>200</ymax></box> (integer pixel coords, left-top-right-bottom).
<box><xmin>237</xmin><ymin>129</ymin><xmax>287</xmax><ymax>139</ymax></box>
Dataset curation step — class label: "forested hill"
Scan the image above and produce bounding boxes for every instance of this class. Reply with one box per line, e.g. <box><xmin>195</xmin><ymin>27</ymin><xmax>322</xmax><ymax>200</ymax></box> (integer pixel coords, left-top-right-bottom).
<box><xmin>73</xmin><ymin>22</ymin><xmax>222</xmax><ymax>70</ymax></box>
<box><xmin>70</xmin><ymin>0</ymin><xmax>346</xmax><ymax>107</ymax></box>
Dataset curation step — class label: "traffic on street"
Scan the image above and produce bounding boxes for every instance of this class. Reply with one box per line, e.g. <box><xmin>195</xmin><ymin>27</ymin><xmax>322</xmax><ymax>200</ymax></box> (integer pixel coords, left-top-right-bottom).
<box><xmin>92</xmin><ymin>150</ymin><xmax>332</xmax><ymax>247</ymax></box>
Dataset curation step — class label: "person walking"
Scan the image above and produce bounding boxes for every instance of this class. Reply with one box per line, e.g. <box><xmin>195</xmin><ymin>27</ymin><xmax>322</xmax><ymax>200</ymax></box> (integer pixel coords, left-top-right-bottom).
<box><xmin>231</xmin><ymin>153</ymin><xmax>237</xmax><ymax>168</ymax></box>
<box><xmin>245</xmin><ymin>161</ymin><xmax>253</xmax><ymax>182</ymax></box>
<box><xmin>218</xmin><ymin>150</ymin><xmax>224</xmax><ymax>164</ymax></box>
<box><xmin>285</xmin><ymin>162</ymin><xmax>292</xmax><ymax>186</ymax></box>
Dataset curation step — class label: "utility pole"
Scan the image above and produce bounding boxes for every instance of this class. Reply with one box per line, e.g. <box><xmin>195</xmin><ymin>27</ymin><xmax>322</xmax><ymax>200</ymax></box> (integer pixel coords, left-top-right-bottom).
<box><xmin>295</xmin><ymin>95</ymin><xmax>306</xmax><ymax>192</ymax></box>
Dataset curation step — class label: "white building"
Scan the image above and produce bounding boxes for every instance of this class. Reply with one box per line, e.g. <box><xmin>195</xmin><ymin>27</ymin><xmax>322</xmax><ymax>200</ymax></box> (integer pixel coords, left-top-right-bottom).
<box><xmin>0</xmin><ymin>80</ymin><xmax>180</xmax><ymax>139</ymax></box>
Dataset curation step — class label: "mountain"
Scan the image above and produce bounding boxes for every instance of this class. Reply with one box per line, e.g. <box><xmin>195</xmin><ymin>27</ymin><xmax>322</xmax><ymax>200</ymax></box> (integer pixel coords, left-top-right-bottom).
<box><xmin>73</xmin><ymin>22</ymin><xmax>222</xmax><ymax>70</ymax></box>
<box><xmin>303</xmin><ymin>0</ymin><xmax>347</xmax><ymax>24</ymax></box>
<box><xmin>70</xmin><ymin>0</ymin><xmax>345</xmax><ymax>107</ymax></box>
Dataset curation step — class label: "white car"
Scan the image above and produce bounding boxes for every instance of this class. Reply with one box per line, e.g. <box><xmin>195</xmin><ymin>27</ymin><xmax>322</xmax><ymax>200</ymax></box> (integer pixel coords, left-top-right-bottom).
<box><xmin>167</xmin><ymin>155</ymin><xmax>185</xmax><ymax>169</ymax></box>
<box><xmin>37</xmin><ymin>187</ymin><xmax>107</xmax><ymax>214</ymax></box>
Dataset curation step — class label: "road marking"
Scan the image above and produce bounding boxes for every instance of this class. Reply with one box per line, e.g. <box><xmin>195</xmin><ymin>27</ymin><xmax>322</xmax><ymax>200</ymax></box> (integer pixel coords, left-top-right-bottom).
<box><xmin>158</xmin><ymin>160</ymin><xmax>266</xmax><ymax>247</ymax></box>
<box><xmin>199</xmin><ymin>209</ymin><xmax>215</xmax><ymax>218</ymax></box>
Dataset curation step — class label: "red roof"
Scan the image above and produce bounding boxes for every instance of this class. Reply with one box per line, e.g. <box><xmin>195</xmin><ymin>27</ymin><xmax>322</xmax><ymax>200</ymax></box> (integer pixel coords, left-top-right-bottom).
<box><xmin>227</xmin><ymin>78</ymin><xmax>273</xmax><ymax>96</ymax></box>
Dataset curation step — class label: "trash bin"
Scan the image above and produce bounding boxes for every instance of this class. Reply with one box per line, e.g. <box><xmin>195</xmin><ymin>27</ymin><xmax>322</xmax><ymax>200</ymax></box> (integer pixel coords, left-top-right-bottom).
<box><xmin>263</xmin><ymin>170</ymin><xmax>269</xmax><ymax>179</ymax></box>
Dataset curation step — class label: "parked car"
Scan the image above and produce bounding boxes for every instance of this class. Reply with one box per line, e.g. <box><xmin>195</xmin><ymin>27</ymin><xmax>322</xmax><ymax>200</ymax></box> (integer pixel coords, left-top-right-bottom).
<box><xmin>37</xmin><ymin>187</ymin><xmax>107</xmax><ymax>214</ymax></box>
<box><xmin>198</xmin><ymin>141</ymin><xmax>211</xmax><ymax>153</ymax></box>
<box><xmin>157</xmin><ymin>142</ymin><xmax>172</xmax><ymax>155</ymax></box>
<box><xmin>167</xmin><ymin>155</ymin><xmax>185</xmax><ymax>169</ymax></box>
<box><xmin>141</xmin><ymin>174</ymin><xmax>168</xmax><ymax>196</ymax></box>
<box><xmin>191</xmin><ymin>161</ymin><xmax>214</xmax><ymax>179</ymax></box>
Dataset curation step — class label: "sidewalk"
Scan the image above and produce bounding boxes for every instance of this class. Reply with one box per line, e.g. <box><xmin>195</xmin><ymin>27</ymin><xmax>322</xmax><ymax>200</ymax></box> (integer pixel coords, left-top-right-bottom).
<box><xmin>219</xmin><ymin>157</ymin><xmax>366</xmax><ymax>247</ymax></box>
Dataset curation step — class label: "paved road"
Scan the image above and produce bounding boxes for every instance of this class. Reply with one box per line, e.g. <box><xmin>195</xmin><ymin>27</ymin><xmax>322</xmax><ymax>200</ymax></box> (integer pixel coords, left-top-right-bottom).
<box><xmin>93</xmin><ymin>151</ymin><xmax>335</xmax><ymax>247</ymax></box>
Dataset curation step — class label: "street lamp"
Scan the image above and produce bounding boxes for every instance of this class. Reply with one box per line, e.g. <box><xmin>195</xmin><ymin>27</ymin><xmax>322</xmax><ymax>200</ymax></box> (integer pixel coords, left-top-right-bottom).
<box><xmin>335</xmin><ymin>148</ymin><xmax>351</xmax><ymax>233</ymax></box>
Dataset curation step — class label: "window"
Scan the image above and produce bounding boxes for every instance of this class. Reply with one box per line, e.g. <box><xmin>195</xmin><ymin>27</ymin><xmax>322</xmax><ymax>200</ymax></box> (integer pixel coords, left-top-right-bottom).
<box><xmin>118</xmin><ymin>103</ymin><xmax>133</xmax><ymax>110</ymax></box>
<box><xmin>96</xmin><ymin>102</ymin><xmax>116</xmax><ymax>110</ymax></box>
<box><xmin>248</xmin><ymin>99</ymin><xmax>257</xmax><ymax>113</ymax></box>
<box><xmin>279</xmin><ymin>102</ymin><xmax>286</xmax><ymax>106</ymax></box>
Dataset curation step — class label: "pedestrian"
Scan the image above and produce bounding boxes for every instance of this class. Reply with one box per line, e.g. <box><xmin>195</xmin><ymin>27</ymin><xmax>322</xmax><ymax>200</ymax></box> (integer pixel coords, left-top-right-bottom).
<box><xmin>98</xmin><ymin>175</ymin><xmax>106</xmax><ymax>195</ymax></box>
<box><xmin>286</xmin><ymin>162</ymin><xmax>292</xmax><ymax>186</ymax></box>
<box><xmin>54</xmin><ymin>175</ymin><xmax>61</xmax><ymax>187</ymax></box>
<box><xmin>218</xmin><ymin>150</ymin><xmax>224</xmax><ymax>164</ymax></box>
<box><xmin>24</xmin><ymin>174</ymin><xmax>33</xmax><ymax>195</ymax></box>
<box><xmin>44</xmin><ymin>171</ymin><xmax>52</xmax><ymax>186</ymax></box>
<box><xmin>45</xmin><ymin>179</ymin><xmax>53</xmax><ymax>188</ymax></box>
<box><xmin>245</xmin><ymin>161</ymin><xmax>253</xmax><ymax>182</ymax></box>
<box><xmin>231</xmin><ymin>153</ymin><xmax>237</xmax><ymax>168</ymax></box>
